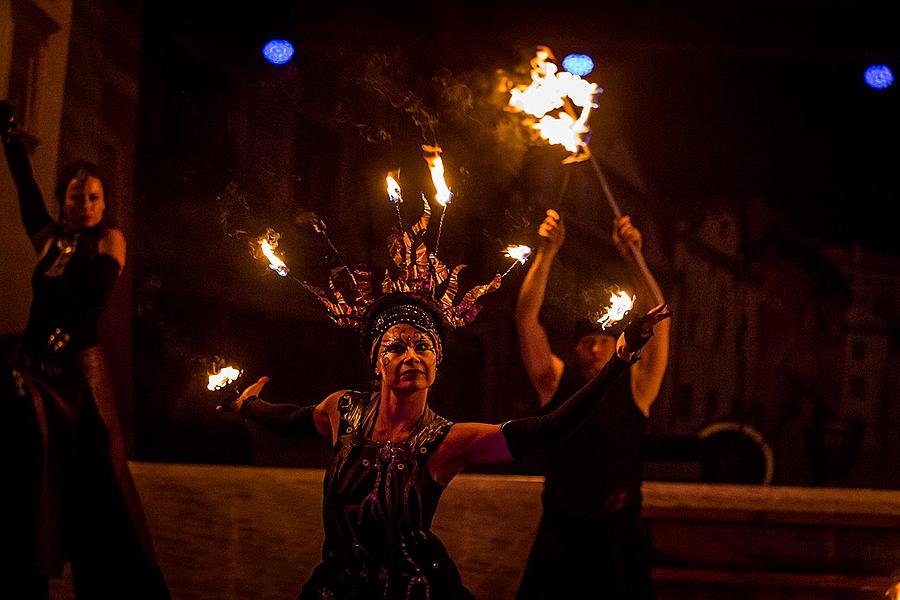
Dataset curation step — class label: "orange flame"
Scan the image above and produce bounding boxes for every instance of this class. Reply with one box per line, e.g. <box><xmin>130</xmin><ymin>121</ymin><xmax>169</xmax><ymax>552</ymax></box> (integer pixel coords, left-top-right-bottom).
<box><xmin>597</xmin><ymin>290</ymin><xmax>635</xmax><ymax>329</ymax></box>
<box><xmin>886</xmin><ymin>582</ymin><xmax>900</xmax><ymax>600</ymax></box>
<box><xmin>257</xmin><ymin>228</ymin><xmax>290</xmax><ymax>277</ymax></box>
<box><xmin>386</xmin><ymin>170</ymin><xmax>402</xmax><ymax>204</ymax></box>
<box><xmin>207</xmin><ymin>365</ymin><xmax>242</xmax><ymax>391</ymax></box>
<box><xmin>507</xmin><ymin>47</ymin><xmax>600</xmax><ymax>154</ymax></box>
<box><xmin>422</xmin><ymin>145</ymin><xmax>453</xmax><ymax>207</ymax></box>
<box><xmin>504</xmin><ymin>244</ymin><xmax>532</xmax><ymax>264</ymax></box>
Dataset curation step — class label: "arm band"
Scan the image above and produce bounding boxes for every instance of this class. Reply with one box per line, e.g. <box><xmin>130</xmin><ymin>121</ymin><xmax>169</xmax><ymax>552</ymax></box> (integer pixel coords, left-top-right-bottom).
<box><xmin>239</xmin><ymin>397</ymin><xmax>321</xmax><ymax>439</ymax></box>
<box><xmin>500</xmin><ymin>354</ymin><xmax>631</xmax><ymax>460</ymax></box>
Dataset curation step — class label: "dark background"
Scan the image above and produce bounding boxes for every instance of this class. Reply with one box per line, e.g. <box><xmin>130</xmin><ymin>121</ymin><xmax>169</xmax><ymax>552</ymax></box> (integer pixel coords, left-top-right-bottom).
<box><xmin>124</xmin><ymin>1</ymin><xmax>898</xmax><ymax>484</ymax></box>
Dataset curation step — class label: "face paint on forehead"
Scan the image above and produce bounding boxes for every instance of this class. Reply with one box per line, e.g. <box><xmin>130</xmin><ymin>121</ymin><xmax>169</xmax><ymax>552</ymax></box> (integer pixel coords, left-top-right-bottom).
<box><xmin>411</xmin><ymin>331</ymin><xmax>434</xmax><ymax>345</ymax></box>
<box><xmin>370</xmin><ymin>317</ymin><xmax>445</xmax><ymax>365</ymax></box>
<box><xmin>374</xmin><ymin>324</ymin><xmax>442</xmax><ymax>364</ymax></box>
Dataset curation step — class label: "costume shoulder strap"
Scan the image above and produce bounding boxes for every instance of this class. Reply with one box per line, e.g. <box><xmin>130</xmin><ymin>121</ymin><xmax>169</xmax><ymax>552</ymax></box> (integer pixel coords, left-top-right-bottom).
<box><xmin>412</xmin><ymin>409</ymin><xmax>454</xmax><ymax>458</ymax></box>
<box><xmin>337</xmin><ymin>390</ymin><xmax>372</xmax><ymax>433</ymax></box>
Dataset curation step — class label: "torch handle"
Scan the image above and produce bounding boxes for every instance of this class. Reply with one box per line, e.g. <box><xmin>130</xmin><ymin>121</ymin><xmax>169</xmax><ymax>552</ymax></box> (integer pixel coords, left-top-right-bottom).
<box><xmin>550</xmin><ymin>56</ymin><xmax>664</xmax><ymax>307</ymax></box>
<box><xmin>624</xmin><ymin>241</ymin><xmax>664</xmax><ymax>307</ymax></box>
<box><xmin>587</xmin><ymin>153</ymin><xmax>664</xmax><ymax>307</ymax></box>
<box><xmin>588</xmin><ymin>153</ymin><xmax>622</xmax><ymax>220</ymax></box>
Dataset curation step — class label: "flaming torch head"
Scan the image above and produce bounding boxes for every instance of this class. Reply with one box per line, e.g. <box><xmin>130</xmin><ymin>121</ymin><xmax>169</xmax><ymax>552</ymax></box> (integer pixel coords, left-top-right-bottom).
<box><xmin>422</xmin><ymin>145</ymin><xmax>453</xmax><ymax>207</ymax></box>
<box><xmin>386</xmin><ymin>170</ymin><xmax>403</xmax><ymax>205</ymax></box>
<box><xmin>506</xmin><ymin>47</ymin><xmax>601</xmax><ymax>157</ymax></box>
<box><xmin>504</xmin><ymin>244</ymin><xmax>532</xmax><ymax>265</ymax></box>
<box><xmin>256</xmin><ymin>228</ymin><xmax>290</xmax><ymax>277</ymax></box>
<box><xmin>207</xmin><ymin>365</ymin><xmax>242</xmax><ymax>391</ymax></box>
<box><xmin>597</xmin><ymin>290</ymin><xmax>635</xmax><ymax>330</ymax></box>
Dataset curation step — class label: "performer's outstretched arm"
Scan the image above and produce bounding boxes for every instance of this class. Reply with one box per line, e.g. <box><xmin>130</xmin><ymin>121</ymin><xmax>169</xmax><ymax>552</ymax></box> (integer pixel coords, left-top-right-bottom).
<box><xmin>429</xmin><ymin>306</ymin><xmax>671</xmax><ymax>485</ymax></box>
<box><xmin>220</xmin><ymin>376</ymin><xmax>341</xmax><ymax>441</ymax></box>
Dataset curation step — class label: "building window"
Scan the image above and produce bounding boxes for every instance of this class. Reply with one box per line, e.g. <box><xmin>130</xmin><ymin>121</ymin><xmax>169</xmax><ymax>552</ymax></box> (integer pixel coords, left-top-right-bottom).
<box><xmin>851</xmin><ymin>339</ymin><xmax>867</xmax><ymax>361</ymax></box>
<box><xmin>849</xmin><ymin>376</ymin><xmax>866</xmax><ymax>400</ymax></box>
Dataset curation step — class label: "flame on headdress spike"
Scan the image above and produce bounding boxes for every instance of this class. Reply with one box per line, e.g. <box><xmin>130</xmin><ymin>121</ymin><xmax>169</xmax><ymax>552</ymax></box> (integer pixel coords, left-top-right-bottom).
<box><xmin>303</xmin><ymin>191</ymin><xmax>503</xmax><ymax>332</ymax></box>
<box><xmin>293</xmin><ymin>147</ymin><xmax>503</xmax><ymax>333</ymax></box>
<box><xmin>422</xmin><ymin>145</ymin><xmax>452</xmax><ymax>207</ymax></box>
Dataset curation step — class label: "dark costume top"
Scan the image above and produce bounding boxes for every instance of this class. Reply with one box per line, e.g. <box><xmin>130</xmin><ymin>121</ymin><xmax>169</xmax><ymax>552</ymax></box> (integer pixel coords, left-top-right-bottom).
<box><xmin>516</xmin><ymin>365</ymin><xmax>655</xmax><ymax>600</ymax></box>
<box><xmin>24</xmin><ymin>227</ymin><xmax>120</xmax><ymax>355</ymax></box>
<box><xmin>299</xmin><ymin>391</ymin><xmax>473</xmax><ymax>600</ymax></box>
<box><xmin>542</xmin><ymin>365</ymin><xmax>647</xmax><ymax>517</ymax></box>
<box><xmin>0</xmin><ymin>131</ymin><xmax>167</xmax><ymax>598</ymax></box>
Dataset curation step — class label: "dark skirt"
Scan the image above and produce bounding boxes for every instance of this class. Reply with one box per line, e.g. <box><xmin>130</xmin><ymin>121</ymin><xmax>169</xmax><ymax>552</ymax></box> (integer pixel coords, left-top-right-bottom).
<box><xmin>0</xmin><ymin>347</ymin><xmax>168</xmax><ymax>599</ymax></box>
<box><xmin>516</xmin><ymin>506</ymin><xmax>656</xmax><ymax>600</ymax></box>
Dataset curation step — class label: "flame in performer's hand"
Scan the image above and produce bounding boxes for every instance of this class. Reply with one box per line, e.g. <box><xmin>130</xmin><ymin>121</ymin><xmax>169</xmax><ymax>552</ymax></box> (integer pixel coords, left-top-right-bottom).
<box><xmin>387</xmin><ymin>170</ymin><xmax>402</xmax><ymax>204</ymax></box>
<box><xmin>507</xmin><ymin>47</ymin><xmax>600</xmax><ymax>154</ymax></box>
<box><xmin>504</xmin><ymin>244</ymin><xmax>532</xmax><ymax>264</ymax></box>
<box><xmin>423</xmin><ymin>145</ymin><xmax>453</xmax><ymax>207</ymax></box>
<box><xmin>597</xmin><ymin>290</ymin><xmax>635</xmax><ymax>329</ymax></box>
<box><xmin>257</xmin><ymin>228</ymin><xmax>290</xmax><ymax>277</ymax></box>
<box><xmin>208</xmin><ymin>365</ymin><xmax>242</xmax><ymax>391</ymax></box>
<box><xmin>886</xmin><ymin>582</ymin><xmax>900</xmax><ymax>600</ymax></box>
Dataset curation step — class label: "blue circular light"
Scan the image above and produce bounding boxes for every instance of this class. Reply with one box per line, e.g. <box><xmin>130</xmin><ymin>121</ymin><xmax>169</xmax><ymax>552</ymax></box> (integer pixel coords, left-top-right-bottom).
<box><xmin>864</xmin><ymin>65</ymin><xmax>893</xmax><ymax>90</ymax></box>
<box><xmin>562</xmin><ymin>53</ymin><xmax>594</xmax><ymax>77</ymax></box>
<box><xmin>262</xmin><ymin>39</ymin><xmax>295</xmax><ymax>65</ymax></box>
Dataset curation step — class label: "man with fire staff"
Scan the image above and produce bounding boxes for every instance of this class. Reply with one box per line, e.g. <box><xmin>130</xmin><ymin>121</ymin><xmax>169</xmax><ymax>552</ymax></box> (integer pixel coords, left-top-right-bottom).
<box><xmin>515</xmin><ymin>209</ymin><xmax>670</xmax><ymax>599</ymax></box>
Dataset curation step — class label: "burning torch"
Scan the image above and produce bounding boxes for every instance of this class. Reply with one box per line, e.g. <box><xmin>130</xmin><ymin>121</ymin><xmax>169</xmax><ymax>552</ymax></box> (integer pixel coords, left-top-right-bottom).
<box><xmin>423</xmin><ymin>144</ymin><xmax>453</xmax><ymax>256</ymax></box>
<box><xmin>386</xmin><ymin>169</ymin><xmax>405</xmax><ymax>233</ymax></box>
<box><xmin>255</xmin><ymin>228</ymin><xmax>290</xmax><ymax>277</ymax></box>
<box><xmin>208</xmin><ymin>357</ymin><xmax>244</xmax><ymax>411</ymax></box>
<box><xmin>500</xmin><ymin>244</ymin><xmax>532</xmax><ymax>278</ymax></box>
<box><xmin>886</xmin><ymin>582</ymin><xmax>900</xmax><ymax>600</ymax></box>
<box><xmin>506</xmin><ymin>46</ymin><xmax>663</xmax><ymax>307</ymax></box>
<box><xmin>595</xmin><ymin>289</ymin><xmax>636</xmax><ymax>330</ymax></box>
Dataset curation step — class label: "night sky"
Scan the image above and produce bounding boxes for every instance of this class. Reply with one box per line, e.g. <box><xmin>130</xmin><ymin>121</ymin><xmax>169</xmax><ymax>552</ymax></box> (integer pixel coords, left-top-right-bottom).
<box><xmin>140</xmin><ymin>1</ymin><xmax>899</xmax><ymax>254</ymax></box>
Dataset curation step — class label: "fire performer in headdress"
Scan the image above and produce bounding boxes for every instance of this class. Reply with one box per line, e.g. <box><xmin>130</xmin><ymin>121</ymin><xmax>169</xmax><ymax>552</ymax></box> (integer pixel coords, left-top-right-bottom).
<box><xmin>221</xmin><ymin>195</ymin><xmax>670</xmax><ymax>600</ymax></box>
<box><xmin>514</xmin><ymin>209</ymin><xmax>670</xmax><ymax>599</ymax></box>
<box><xmin>0</xmin><ymin>102</ymin><xmax>169</xmax><ymax>599</ymax></box>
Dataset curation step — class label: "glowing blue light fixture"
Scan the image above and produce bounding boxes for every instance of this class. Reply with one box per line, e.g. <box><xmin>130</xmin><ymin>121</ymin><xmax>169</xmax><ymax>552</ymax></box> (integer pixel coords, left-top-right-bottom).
<box><xmin>562</xmin><ymin>53</ymin><xmax>594</xmax><ymax>77</ymax></box>
<box><xmin>262</xmin><ymin>39</ymin><xmax>295</xmax><ymax>65</ymax></box>
<box><xmin>864</xmin><ymin>65</ymin><xmax>894</xmax><ymax>90</ymax></box>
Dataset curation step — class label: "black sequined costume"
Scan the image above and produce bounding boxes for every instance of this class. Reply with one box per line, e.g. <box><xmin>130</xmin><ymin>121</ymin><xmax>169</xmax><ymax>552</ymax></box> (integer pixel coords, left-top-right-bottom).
<box><xmin>299</xmin><ymin>391</ymin><xmax>474</xmax><ymax>600</ymax></box>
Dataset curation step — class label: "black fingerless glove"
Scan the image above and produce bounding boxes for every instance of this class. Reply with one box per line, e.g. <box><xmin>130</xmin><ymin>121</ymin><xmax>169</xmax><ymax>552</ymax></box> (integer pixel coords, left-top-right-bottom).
<box><xmin>624</xmin><ymin>312</ymin><xmax>656</xmax><ymax>353</ymax></box>
<box><xmin>239</xmin><ymin>396</ymin><xmax>320</xmax><ymax>439</ymax></box>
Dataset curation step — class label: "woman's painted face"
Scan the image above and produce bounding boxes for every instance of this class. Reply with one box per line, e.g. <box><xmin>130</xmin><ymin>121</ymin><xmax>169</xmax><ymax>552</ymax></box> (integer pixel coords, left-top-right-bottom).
<box><xmin>375</xmin><ymin>323</ymin><xmax>439</xmax><ymax>393</ymax></box>
<box><xmin>63</xmin><ymin>175</ymin><xmax>105</xmax><ymax>229</ymax></box>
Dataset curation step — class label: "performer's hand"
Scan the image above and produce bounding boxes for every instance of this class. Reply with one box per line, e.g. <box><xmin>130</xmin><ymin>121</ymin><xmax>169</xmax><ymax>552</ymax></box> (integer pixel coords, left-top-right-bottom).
<box><xmin>0</xmin><ymin>100</ymin><xmax>17</xmax><ymax>144</ymax></box>
<box><xmin>612</xmin><ymin>215</ymin><xmax>642</xmax><ymax>257</ymax></box>
<box><xmin>537</xmin><ymin>209</ymin><xmax>565</xmax><ymax>255</ymax></box>
<box><xmin>622</xmin><ymin>304</ymin><xmax>672</xmax><ymax>354</ymax></box>
<box><xmin>218</xmin><ymin>376</ymin><xmax>269</xmax><ymax>412</ymax></box>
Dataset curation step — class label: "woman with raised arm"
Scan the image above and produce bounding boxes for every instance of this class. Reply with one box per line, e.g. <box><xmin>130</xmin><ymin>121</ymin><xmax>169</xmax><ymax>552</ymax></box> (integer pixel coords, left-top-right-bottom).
<box><xmin>0</xmin><ymin>101</ymin><xmax>168</xmax><ymax>599</ymax></box>
<box><xmin>223</xmin><ymin>286</ymin><xmax>669</xmax><ymax>599</ymax></box>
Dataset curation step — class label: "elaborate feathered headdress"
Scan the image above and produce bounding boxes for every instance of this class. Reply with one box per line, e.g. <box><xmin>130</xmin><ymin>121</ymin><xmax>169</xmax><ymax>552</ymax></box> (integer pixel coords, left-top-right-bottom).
<box><xmin>299</xmin><ymin>194</ymin><xmax>501</xmax><ymax>336</ymax></box>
